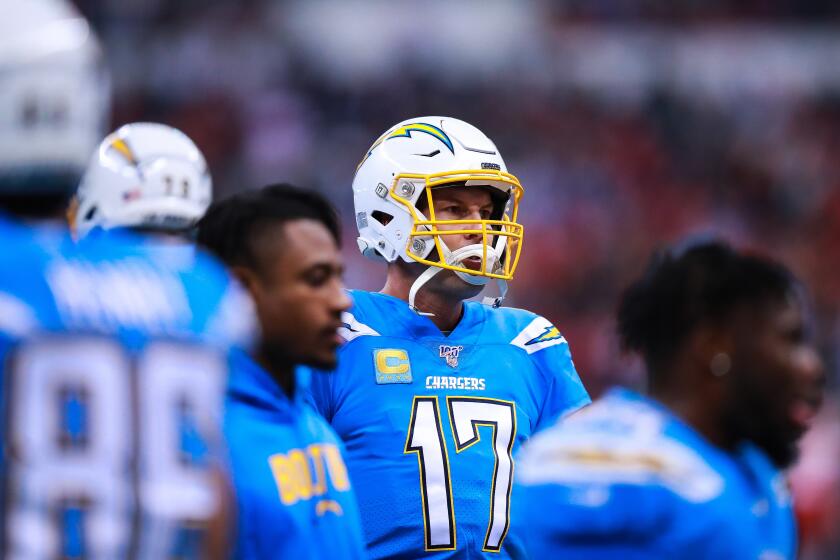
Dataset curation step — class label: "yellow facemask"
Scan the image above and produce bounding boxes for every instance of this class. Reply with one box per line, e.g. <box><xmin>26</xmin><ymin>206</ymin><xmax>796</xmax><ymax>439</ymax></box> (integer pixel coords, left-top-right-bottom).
<box><xmin>388</xmin><ymin>168</ymin><xmax>525</xmax><ymax>282</ymax></box>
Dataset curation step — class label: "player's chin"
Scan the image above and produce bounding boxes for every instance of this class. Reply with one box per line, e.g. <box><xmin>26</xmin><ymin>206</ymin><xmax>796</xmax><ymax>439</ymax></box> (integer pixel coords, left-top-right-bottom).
<box><xmin>441</xmin><ymin>270</ymin><xmax>485</xmax><ymax>296</ymax></box>
<box><xmin>757</xmin><ymin>428</ymin><xmax>801</xmax><ymax>469</ymax></box>
<box><xmin>303</xmin><ymin>348</ymin><xmax>340</xmax><ymax>372</ymax></box>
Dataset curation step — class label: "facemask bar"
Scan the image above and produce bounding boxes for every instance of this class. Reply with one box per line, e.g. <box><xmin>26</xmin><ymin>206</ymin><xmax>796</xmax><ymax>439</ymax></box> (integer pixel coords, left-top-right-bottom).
<box><xmin>388</xmin><ymin>169</ymin><xmax>524</xmax><ymax>281</ymax></box>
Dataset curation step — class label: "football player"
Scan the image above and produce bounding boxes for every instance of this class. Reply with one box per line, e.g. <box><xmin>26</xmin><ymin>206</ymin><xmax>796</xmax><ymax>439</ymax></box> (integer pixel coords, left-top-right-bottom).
<box><xmin>0</xmin><ymin>1</ymin><xmax>254</xmax><ymax>557</ymax></box>
<box><xmin>307</xmin><ymin>116</ymin><xmax>590</xmax><ymax>558</ymax></box>
<box><xmin>196</xmin><ymin>184</ymin><xmax>366</xmax><ymax>559</ymax></box>
<box><xmin>69</xmin><ymin>122</ymin><xmax>212</xmax><ymax>240</ymax></box>
<box><xmin>514</xmin><ymin>240</ymin><xmax>825</xmax><ymax>559</ymax></box>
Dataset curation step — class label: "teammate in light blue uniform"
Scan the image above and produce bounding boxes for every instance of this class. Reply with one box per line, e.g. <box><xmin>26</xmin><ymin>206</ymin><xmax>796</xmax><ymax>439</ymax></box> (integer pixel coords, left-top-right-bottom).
<box><xmin>308</xmin><ymin>116</ymin><xmax>589</xmax><ymax>558</ymax></box>
<box><xmin>0</xmin><ymin>3</ymin><xmax>254</xmax><ymax>556</ymax></box>
<box><xmin>197</xmin><ymin>184</ymin><xmax>367</xmax><ymax>559</ymax></box>
<box><xmin>0</xmin><ymin>222</ymin><xmax>253</xmax><ymax>559</ymax></box>
<box><xmin>69</xmin><ymin>122</ymin><xmax>213</xmax><ymax>242</ymax></box>
<box><xmin>514</xmin><ymin>240</ymin><xmax>825</xmax><ymax>559</ymax></box>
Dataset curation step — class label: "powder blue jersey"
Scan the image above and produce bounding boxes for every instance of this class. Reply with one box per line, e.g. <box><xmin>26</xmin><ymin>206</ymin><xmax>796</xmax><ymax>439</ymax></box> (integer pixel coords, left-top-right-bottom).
<box><xmin>224</xmin><ymin>351</ymin><xmax>366</xmax><ymax>560</ymax></box>
<box><xmin>0</xmin><ymin>217</ymin><xmax>254</xmax><ymax>559</ymax></box>
<box><xmin>513</xmin><ymin>388</ymin><xmax>796</xmax><ymax>559</ymax></box>
<box><xmin>308</xmin><ymin>290</ymin><xmax>590</xmax><ymax>559</ymax></box>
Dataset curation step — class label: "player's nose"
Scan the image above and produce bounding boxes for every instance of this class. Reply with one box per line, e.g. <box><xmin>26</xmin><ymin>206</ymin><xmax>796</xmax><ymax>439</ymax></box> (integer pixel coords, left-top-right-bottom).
<box><xmin>797</xmin><ymin>345</ymin><xmax>825</xmax><ymax>396</ymax></box>
<box><xmin>463</xmin><ymin>207</ymin><xmax>485</xmax><ymax>242</ymax></box>
<box><xmin>331</xmin><ymin>283</ymin><xmax>352</xmax><ymax>313</ymax></box>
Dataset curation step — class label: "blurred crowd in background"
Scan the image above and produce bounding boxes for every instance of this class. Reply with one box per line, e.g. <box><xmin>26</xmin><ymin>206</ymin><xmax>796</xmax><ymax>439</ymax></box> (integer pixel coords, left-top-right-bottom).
<box><xmin>73</xmin><ymin>0</ymin><xmax>840</xmax><ymax>556</ymax></box>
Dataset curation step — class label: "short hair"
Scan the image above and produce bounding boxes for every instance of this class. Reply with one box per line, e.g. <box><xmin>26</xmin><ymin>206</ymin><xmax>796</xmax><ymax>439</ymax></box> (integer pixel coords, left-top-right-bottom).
<box><xmin>196</xmin><ymin>183</ymin><xmax>340</xmax><ymax>272</ymax></box>
<box><xmin>617</xmin><ymin>239</ymin><xmax>796</xmax><ymax>378</ymax></box>
<box><xmin>1</xmin><ymin>170</ymin><xmax>80</xmax><ymax>220</ymax></box>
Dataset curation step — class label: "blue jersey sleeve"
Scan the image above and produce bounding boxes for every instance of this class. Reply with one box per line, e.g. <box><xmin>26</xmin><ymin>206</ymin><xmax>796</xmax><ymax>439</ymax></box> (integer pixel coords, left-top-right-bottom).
<box><xmin>533</xmin><ymin>338</ymin><xmax>590</xmax><ymax>431</ymax></box>
<box><xmin>514</xmin><ymin>437</ymin><xmax>718</xmax><ymax>559</ymax></box>
<box><xmin>513</xmin><ymin>475</ymin><xmax>674</xmax><ymax>557</ymax></box>
<box><xmin>513</xmin><ymin>390</ymin><xmax>791</xmax><ymax>560</ymax></box>
<box><xmin>515</xmin><ymin>480</ymin><xmax>739</xmax><ymax>559</ymax></box>
<box><xmin>509</xmin><ymin>315</ymin><xmax>589</xmax><ymax>431</ymax></box>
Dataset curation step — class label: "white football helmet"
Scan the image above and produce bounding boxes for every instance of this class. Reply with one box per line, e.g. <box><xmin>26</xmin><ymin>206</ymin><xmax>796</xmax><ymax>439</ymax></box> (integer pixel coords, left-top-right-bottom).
<box><xmin>71</xmin><ymin>122</ymin><xmax>212</xmax><ymax>238</ymax></box>
<box><xmin>0</xmin><ymin>0</ymin><xmax>109</xmax><ymax>196</ymax></box>
<box><xmin>353</xmin><ymin>116</ymin><xmax>524</xmax><ymax>310</ymax></box>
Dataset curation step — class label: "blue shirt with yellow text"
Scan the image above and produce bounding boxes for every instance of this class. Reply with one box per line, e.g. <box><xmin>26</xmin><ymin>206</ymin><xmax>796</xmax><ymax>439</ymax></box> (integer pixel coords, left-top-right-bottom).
<box><xmin>224</xmin><ymin>350</ymin><xmax>367</xmax><ymax>559</ymax></box>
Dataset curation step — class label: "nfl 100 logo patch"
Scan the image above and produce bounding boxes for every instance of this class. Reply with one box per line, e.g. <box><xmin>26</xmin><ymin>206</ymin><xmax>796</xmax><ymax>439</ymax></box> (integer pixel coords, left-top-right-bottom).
<box><xmin>439</xmin><ymin>345</ymin><xmax>463</xmax><ymax>368</ymax></box>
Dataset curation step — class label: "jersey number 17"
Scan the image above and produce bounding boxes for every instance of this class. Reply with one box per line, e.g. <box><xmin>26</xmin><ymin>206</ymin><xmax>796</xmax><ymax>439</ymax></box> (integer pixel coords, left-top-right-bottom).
<box><xmin>405</xmin><ymin>396</ymin><xmax>516</xmax><ymax>553</ymax></box>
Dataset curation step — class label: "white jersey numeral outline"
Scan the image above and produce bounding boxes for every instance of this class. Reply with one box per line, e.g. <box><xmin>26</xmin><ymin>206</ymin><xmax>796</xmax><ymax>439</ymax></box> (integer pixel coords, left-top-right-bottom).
<box><xmin>4</xmin><ymin>336</ymin><xmax>225</xmax><ymax>559</ymax></box>
<box><xmin>404</xmin><ymin>395</ymin><xmax>517</xmax><ymax>552</ymax></box>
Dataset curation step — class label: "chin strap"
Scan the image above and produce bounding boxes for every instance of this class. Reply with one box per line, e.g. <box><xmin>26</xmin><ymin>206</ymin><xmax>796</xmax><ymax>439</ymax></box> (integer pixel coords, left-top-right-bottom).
<box><xmin>440</xmin><ymin>243</ymin><xmax>497</xmax><ymax>286</ymax></box>
<box><xmin>408</xmin><ymin>265</ymin><xmax>442</xmax><ymax>316</ymax></box>
<box><xmin>482</xmin><ymin>278</ymin><xmax>508</xmax><ymax>308</ymax></box>
<box><xmin>408</xmin><ymin>265</ymin><xmax>509</xmax><ymax>315</ymax></box>
<box><xmin>408</xmin><ymin>240</ymin><xmax>511</xmax><ymax>315</ymax></box>
<box><xmin>443</xmin><ymin>242</ymin><xmax>509</xmax><ymax>308</ymax></box>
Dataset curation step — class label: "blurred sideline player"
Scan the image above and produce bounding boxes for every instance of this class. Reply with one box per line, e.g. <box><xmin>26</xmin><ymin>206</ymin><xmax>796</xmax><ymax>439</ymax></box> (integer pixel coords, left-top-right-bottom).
<box><xmin>0</xmin><ymin>1</ymin><xmax>254</xmax><ymax>557</ymax></box>
<box><xmin>0</xmin><ymin>0</ymin><xmax>106</xmax><ymax>224</ymax></box>
<box><xmin>69</xmin><ymin>121</ymin><xmax>212</xmax><ymax>241</ymax></box>
<box><xmin>197</xmin><ymin>184</ymin><xmax>367</xmax><ymax>559</ymax></box>
<box><xmin>307</xmin><ymin>116</ymin><xmax>590</xmax><ymax>558</ymax></box>
<box><xmin>514</xmin><ymin>240</ymin><xmax>825</xmax><ymax>559</ymax></box>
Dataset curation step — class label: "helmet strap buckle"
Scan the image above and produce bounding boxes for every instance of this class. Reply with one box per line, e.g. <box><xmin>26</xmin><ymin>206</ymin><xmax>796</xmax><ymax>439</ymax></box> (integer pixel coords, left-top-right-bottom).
<box><xmin>481</xmin><ymin>278</ymin><xmax>508</xmax><ymax>308</ymax></box>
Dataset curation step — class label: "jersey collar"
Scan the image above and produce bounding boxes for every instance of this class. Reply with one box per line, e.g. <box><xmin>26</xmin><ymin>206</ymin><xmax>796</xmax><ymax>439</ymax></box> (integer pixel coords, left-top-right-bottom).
<box><xmin>359</xmin><ymin>290</ymin><xmax>485</xmax><ymax>341</ymax></box>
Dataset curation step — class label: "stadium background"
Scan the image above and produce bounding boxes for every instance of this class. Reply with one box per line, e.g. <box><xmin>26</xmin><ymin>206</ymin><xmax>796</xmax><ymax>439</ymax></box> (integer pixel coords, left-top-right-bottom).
<box><xmin>73</xmin><ymin>1</ymin><xmax>839</xmax><ymax>556</ymax></box>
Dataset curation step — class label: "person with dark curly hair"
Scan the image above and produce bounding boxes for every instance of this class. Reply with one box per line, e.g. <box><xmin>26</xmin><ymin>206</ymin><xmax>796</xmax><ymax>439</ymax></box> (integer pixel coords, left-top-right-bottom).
<box><xmin>513</xmin><ymin>239</ymin><xmax>825</xmax><ymax>560</ymax></box>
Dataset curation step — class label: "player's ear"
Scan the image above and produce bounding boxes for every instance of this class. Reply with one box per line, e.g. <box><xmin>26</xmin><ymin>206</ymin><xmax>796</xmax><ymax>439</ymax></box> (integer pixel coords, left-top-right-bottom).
<box><xmin>231</xmin><ymin>265</ymin><xmax>261</xmax><ymax>301</ymax></box>
<box><xmin>689</xmin><ymin>324</ymin><xmax>734</xmax><ymax>379</ymax></box>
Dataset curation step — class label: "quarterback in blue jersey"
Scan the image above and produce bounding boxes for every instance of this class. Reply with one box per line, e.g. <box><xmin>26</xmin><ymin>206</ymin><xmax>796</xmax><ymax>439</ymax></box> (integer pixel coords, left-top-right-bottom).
<box><xmin>308</xmin><ymin>116</ymin><xmax>589</xmax><ymax>558</ymax></box>
<box><xmin>197</xmin><ymin>184</ymin><xmax>367</xmax><ymax>559</ymax></box>
<box><xmin>514</xmin><ymin>240</ymin><xmax>825</xmax><ymax>559</ymax></box>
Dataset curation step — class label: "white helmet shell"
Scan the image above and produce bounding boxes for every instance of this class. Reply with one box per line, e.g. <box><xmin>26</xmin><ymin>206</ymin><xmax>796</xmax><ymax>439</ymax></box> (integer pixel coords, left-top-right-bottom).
<box><xmin>72</xmin><ymin>122</ymin><xmax>212</xmax><ymax>238</ymax></box>
<box><xmin>0</xmin><ymin>0</ymin><xmax>109</xmax><ymax>195</ymax></box>
<box><xmin>352</xmin><ymin>116</ymin><xmax>524</xmax><ymax>287</ymax></box>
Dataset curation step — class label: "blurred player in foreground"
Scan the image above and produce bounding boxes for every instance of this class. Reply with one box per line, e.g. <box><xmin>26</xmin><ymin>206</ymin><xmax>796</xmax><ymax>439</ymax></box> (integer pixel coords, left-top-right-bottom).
<box><xmin>514</xmin><ymin>240</ymin><xmax>825</xmax><ymax>559</ymax></box>
<box><xmin>69</xmin><ymin>122</ymin><xmax>212</xmax><ymax>240</ymax></box>
<box><xmin>308</xmin><ymin>116</ymin><xmax>589</xmax><ymax>558</ymax></box>
<box><xmin>0</xmin><ymin>1</ymin><xmax>254</xmax><ymax>557</ymax></box>
<box><xmin>197</xmin><ymin>184</ymin><xmax>366</xmax><ymax>559</ymax></box>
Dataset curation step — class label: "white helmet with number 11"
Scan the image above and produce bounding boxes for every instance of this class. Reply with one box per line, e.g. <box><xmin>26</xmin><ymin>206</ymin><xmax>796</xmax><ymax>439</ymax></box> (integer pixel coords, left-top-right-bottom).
<box><xmin>71</xmin><ymin>122</ymin><xmax>212</xmax><ymax>238</ymax></box>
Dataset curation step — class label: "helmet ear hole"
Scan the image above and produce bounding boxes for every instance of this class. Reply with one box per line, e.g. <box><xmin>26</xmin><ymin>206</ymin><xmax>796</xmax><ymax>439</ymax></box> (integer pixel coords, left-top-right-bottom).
<box><xmin>371</xmin><ymin>210</ymin><xmax>394</xmax><ymax>226</ymax></box>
